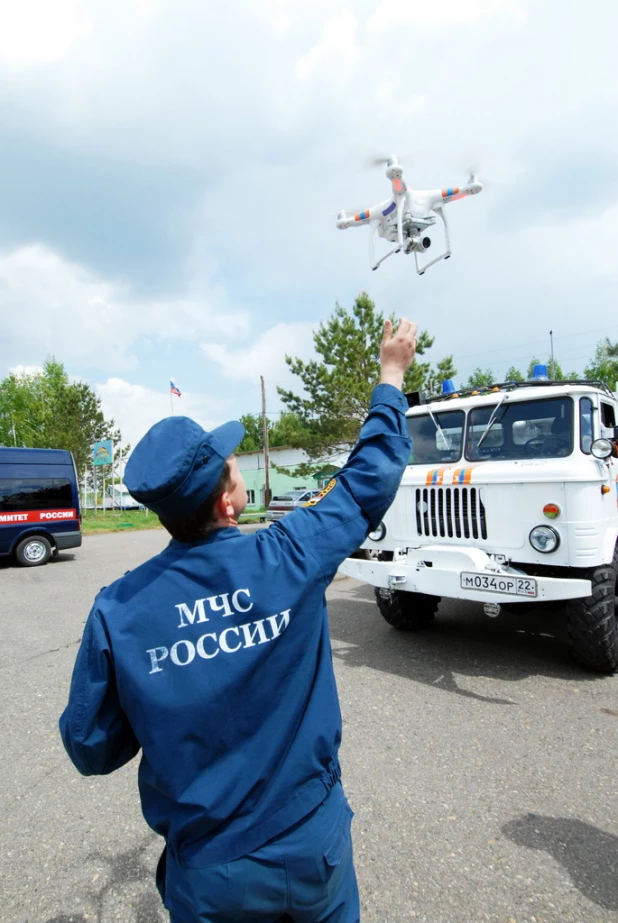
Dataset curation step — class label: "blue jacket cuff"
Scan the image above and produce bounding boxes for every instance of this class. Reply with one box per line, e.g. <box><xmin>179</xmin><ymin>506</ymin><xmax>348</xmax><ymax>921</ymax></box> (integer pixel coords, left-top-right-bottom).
<box><xmin>370</xmin><ymin>383</ymin><xmax>408</xmax><ymax>413</ymax></box>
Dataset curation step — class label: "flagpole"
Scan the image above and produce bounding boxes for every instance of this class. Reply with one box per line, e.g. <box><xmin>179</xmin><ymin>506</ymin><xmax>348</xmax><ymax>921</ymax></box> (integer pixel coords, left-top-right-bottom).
<box><xmin>170</xmin><ymin>375</ymin><xmax>173</xmax><ymax>416</ymax></box>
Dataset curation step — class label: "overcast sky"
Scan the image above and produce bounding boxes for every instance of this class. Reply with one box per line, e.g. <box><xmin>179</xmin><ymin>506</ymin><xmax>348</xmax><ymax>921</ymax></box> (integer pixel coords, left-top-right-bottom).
<box><xmin>1</xmin><ymin>0</ymin><xmax>617</xmax><ymax>449</ymax></box>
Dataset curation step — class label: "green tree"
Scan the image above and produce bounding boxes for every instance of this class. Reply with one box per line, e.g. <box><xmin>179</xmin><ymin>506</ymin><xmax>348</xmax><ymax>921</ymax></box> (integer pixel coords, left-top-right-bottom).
<box><xmin>270</xmin><ymin>412</ymin><xmax>311</xmax><ymax>447</ymax></box>
<box><xmin>237</xmin><ymin>414</ymin><xmax>264</xmax><ymax>453</ymax></box>
<box><xmin>277</xmin><ymin>292</ymin><xmax>455</xmax><ymax>474</ymax></box>
<box><xmin>504</xmin><ymin>365</ymin><xmax>525</xmax><ymax>382</ymax></box>
<box><xmin>237</xmin><ymin>411</ymin><xmax>310</xmax><ymax>453</ymax></box>
<box><xmin>0</xmin><ymin>358</ymin><xmax>127</xmax><ymax>479</ymax></box>
<box><xmin>463</xmin><ymin>367</ymin><xmax>495</xmax><ymax>389</ymax></box>
<box><xmin>585</xmin><ymin>338</ymin><xmax>618</xmax><ymax>389</ymax></box>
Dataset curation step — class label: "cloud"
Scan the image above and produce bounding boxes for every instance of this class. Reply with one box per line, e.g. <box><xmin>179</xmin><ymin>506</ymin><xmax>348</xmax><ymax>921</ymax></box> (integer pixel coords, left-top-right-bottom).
<box><xmin>0</xmin><ymin>243</ymin><xmax>248</xmax><ymax>373</ymax></box>
<box><xmin>367</xmin><ymin>0</ymin><xmax>526</xmax><ymax>31</ymax></box>
<box><xmin>96</xmin><ymin>377</ymin><xmax>231</xmax><ymax>451</ymax></box>
<box><xmin>294</xmin><ymin>10</ymin><xmax>360</xmax><ymax>82</ymax></box>
<box><xmin>201</xmin><ymin>322</ymin><xmax>317</xmax><ymax>387</ymax></box>
<box><xmin>10</xmin><ymin>365</ymin><xmax>45</xmax><ymax>378</ymax></box>
<box><xmin>0</xmin><ymin>0</ymin><xmax>90</xmax><ymax>66</ymax></box>
<box><xmin>0</xmin><ymin>0</ymin><xmax>617</xmax><ymax>426</ymax></box>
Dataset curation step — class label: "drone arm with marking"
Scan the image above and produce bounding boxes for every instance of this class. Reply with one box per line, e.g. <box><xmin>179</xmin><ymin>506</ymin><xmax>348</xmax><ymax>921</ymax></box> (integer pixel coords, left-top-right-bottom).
<box><xmin>336</xmin><ymin>200</ymin><xmax>391</xmax><ymax>230</ymax></box>
<box><xmin>429</xmin><ymin>179</ymin><xmax>483</xmax><ymax>210</ymax></box>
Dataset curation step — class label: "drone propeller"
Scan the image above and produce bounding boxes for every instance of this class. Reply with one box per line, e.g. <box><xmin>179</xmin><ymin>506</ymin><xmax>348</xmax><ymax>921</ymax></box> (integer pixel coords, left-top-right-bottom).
<box><xmin>369</xmin><ymin>155</ymin><xmax>390</xmax><ymax>166</ymax></box>
<box><xmin>465</xmin><ymin>164</ymin><xmax>484</xmax><ymax>185</ymax></box>
<box><xmin>367</xmin><ymin>154</ymin><xmax>399</xmax><ymax>168</ymax></box>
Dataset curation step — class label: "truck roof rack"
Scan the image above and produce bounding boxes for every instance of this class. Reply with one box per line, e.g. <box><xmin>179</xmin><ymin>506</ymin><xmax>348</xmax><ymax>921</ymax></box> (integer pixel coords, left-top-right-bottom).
<box><xmin>416</xmin><ymin>379</ymin><xmax>615</xmax><ymax>405</ymax></box>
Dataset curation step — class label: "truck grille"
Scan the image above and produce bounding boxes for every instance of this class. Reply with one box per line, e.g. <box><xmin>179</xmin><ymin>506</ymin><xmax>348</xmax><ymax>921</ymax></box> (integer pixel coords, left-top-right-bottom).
<box><xmin>414</xmin><ymin>487</ymin><xmax>487</xmax><ymax>540</ymax></box>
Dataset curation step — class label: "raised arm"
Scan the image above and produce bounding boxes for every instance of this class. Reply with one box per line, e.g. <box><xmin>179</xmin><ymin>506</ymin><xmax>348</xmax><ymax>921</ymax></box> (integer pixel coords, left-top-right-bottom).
<box><xmin>379</xmin><ymin>317</ymin><xmax>418</xmax><ymax>389</ymax></box>
<box><xmin>275</xmin><ymin>318</ymin><xmax>418</xmax><ymax>582</ymax></box>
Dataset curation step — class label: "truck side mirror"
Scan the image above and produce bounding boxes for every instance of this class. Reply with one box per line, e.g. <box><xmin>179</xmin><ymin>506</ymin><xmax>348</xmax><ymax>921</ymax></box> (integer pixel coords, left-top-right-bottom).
<box><xmin>591</xmin><ymin>438</ymin><xmax>614</xmax><ymax>460</ymax></box>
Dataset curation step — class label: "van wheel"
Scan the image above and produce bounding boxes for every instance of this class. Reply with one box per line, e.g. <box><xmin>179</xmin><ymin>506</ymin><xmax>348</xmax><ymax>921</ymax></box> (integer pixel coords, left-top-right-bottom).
<box><xmin>16</xmin><ymin>535</ymin><xmax>52</xmax><ymax>567</ymax></box>
<box><xmin>374</xmin><ymin>587</ymin><xmax>440</xmax><ymax>631</ymax></box>
<box><xmin>565</xmin><ymin>547</ymin><xmax>618</xmax><ymax>674</ymax></box>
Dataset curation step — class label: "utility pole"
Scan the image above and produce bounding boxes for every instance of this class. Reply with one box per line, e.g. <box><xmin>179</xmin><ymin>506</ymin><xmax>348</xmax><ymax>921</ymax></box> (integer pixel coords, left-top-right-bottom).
<box><xmin>549</xmin><ymin>330</ymin><xmax>555</xmax><ymax>380</ymax></box>
<box><xmin>261</xmin><ymin>376</ymin><xmax>271</xmax><ymax>508</ymax></box>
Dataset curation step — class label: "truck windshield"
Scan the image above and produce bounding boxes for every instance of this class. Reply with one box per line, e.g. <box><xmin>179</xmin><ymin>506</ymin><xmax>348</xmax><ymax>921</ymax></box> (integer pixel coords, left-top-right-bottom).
<box><xmin>407</xmin><ymin>411</ymin><xmax>465</xmax><ymax>465</ymax></box>
<box><xmin>466</xmin><ymin>397</ymin><xmax>573</xmax><ymax>461</ymax></box>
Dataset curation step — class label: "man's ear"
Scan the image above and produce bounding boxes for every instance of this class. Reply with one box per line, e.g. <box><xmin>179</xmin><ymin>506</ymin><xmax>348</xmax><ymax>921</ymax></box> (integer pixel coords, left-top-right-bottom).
<box><xmin>214</xmin><ymin>490</ymin><xmax>234</xmax><ymax>519</ymax></box>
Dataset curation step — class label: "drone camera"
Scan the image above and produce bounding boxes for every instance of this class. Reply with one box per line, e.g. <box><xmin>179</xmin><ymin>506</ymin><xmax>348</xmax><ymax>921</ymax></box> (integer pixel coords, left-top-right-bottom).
<box><xmin>422</xmin><ymin>237</ymin><xmax>431</xmax><ymax>250</ymax></box>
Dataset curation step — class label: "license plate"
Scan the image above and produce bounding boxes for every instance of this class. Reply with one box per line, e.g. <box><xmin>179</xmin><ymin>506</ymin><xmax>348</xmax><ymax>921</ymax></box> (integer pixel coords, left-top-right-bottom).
<box><xmin>460</xmin><ymin>572</ymin><xmax>537</xmax><ymax>598</ymax></box>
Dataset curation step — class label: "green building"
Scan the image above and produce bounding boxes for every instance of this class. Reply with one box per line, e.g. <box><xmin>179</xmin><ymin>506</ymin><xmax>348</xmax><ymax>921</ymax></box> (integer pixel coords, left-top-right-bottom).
<box><xmin>237</xmin><ymin>446</ymin><xmax>342</xmax><ymax>508</ymax></box>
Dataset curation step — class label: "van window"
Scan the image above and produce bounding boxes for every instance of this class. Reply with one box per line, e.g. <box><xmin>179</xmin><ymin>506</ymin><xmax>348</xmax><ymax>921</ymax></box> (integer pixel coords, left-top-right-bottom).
<box><xmin>0</xmin><ymin>478</ymin><xmax>73</xmax><ymax>512</ymax></box>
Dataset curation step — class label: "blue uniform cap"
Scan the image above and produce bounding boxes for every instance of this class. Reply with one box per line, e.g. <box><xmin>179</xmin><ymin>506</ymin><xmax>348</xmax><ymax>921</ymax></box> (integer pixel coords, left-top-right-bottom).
<box><xmin>124</xmin><ymin>416</ymin><xmax>245</xmax><ymax>519</ymax></box>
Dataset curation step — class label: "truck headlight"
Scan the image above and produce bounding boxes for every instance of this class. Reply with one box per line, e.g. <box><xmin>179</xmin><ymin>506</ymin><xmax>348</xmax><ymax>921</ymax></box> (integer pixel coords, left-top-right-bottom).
<box><xmin>368</xmin><ymin>522</ymin><xmax>386</xmax><ymax>542</ymax></box>
<box><xmin>529</xmin><ymin>525</ymin><xmax>560</xmax><ymax>554</ymax></box>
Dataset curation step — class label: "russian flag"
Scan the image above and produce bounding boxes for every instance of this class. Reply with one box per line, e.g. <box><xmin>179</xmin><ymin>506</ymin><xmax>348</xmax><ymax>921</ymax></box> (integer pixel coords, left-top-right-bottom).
<box><xmin>170</xmin><ymin>378</ymin><xmax>181</xmax><ymax>397</ymax></box>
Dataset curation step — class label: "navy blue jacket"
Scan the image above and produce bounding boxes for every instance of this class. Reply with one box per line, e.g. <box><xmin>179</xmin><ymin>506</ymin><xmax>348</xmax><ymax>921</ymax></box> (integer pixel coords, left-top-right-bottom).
<box><xmin>59</xmin><ymin>384</ymin><xmax>411</xmax><ymax>867</ymax></box>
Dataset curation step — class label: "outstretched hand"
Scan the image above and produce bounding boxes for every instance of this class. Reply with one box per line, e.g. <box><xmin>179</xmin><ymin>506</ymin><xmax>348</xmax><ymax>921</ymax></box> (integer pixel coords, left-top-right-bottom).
<box><xmin>380</xmin><ymin>318</ymin><xmax>418</xmax><ymax>390</ymax></box>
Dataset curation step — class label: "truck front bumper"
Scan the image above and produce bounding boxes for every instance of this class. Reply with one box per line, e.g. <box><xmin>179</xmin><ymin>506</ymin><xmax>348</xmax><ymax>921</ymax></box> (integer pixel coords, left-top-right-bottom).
<box><xmin>340</xmin><ymin>545</ymin><xmax>592</xmax><ymax>604</ymax></box>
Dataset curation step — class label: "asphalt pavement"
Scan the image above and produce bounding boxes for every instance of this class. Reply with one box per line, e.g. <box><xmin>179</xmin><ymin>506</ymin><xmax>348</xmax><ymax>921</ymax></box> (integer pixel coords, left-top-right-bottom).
<box><xmin>1</xmin><ymin>528</ymin><xmax>618</xmax><ymax>923</ymax></box>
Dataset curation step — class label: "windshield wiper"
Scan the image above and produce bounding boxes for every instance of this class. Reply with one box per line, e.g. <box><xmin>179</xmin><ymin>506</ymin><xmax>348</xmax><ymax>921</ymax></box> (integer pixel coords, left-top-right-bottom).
<box><xmin>477</xmin><ymin>393</ymin><xmax>508</xmax><ymax>448</ymax></box>
<box><xmin>427</xmin><ymin>407</ymin><xmax>451</xmax><ymax>450</ymax></box>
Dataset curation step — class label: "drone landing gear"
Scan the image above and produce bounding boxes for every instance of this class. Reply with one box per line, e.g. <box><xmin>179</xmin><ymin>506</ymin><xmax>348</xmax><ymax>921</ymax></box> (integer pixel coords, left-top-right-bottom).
<box><xmin>369</xmin><ymin>219</ymin><xmax>402</xmax><ymax>271</ymax></box>
<box><xmin>413</xmin><ymin>205</ymin><xmax>452</xmax><ymax>276</ymax></box>
<box><xmin>371</xmin><ymin>246</ymin><xmax>402</xmax><ymax>271</ymax></box>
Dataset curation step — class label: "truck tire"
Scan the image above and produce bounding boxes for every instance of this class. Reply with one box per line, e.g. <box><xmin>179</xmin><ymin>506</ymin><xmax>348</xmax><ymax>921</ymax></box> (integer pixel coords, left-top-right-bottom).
<box><xmin>374</xmin><ymin>587</ymin><xmax>440</xmax><ymax>631</ymax></box>
<box><xmin>565</xmin><ymin>547</ymin><xmax>618</xmax><ymax>674</ymax></box>
<box><xmin>16</xmin><ymin>535</ymin><xmax>52</xmax><ymax>567</ymax></box>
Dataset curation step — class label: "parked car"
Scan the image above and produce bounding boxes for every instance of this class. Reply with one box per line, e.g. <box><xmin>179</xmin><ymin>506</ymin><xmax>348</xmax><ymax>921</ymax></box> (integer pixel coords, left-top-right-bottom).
<box><xmin>266</xmin><ymin>489</ymin><xmax>322</xmax><ymax>521</ymax></box>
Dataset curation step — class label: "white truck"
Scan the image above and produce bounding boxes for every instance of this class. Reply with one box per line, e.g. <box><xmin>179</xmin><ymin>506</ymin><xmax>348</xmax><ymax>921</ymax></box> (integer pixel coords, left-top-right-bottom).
<box><xmin>340</xmin><ymin>373</ymin><xmax>618</xmax><ymax>673</ymax></box>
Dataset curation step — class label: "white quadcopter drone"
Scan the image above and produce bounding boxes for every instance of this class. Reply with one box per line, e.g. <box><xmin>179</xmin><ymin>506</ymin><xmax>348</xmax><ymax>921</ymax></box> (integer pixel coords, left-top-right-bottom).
<box><xmin>336</xmin><ymin>155</ymin><xmax>483</xmax><ymax>274</ymax></box>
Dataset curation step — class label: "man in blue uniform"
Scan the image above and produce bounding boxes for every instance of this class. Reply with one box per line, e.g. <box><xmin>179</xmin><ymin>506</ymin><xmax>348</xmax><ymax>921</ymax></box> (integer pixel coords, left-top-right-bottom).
<box><xmin>60</xmin><ymin>318</ymin><xmax>418</xmax><ymax>922</ymax></box>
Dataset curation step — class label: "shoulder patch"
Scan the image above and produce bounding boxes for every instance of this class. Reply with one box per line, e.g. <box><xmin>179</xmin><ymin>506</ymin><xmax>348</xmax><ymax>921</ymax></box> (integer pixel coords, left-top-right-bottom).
<box><xmin>302</xmin><ymin>478</ymin><xmax>337</xmax><ymax>507</ymax></box>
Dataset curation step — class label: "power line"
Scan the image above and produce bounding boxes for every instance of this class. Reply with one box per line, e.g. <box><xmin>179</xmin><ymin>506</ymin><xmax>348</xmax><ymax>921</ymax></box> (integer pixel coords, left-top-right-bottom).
<box><xmin>263</xmin><ymin>327</ymin><xmax>618</xmax><ymax>371</ymax></box>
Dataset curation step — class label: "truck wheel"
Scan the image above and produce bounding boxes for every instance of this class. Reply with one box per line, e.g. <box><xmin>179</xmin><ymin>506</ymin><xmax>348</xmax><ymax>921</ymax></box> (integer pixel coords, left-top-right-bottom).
<box><xmin>565</xmin><ymin>547</ymin><xmax>618</xmax><ymax>674</ymax></box>
<box><xmin>374</xmin><ymin>587</ymin><xmax>440</xmax><ymax>631</ymax></box>
<box><xmin>15</xmin><ymin>535</ymin><xmax>52</xmax><ymax>567</ymax></box>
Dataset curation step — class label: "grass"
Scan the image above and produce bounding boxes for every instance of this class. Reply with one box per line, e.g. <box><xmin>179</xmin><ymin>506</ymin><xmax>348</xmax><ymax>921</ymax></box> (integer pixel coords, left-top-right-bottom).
<box><xmin>81</xmin><ymin>509</ymin><xmax>163</xmax><ymax>534</ymax></box>
<box><xmin>81</xmin><ymin>508</ymin><xmax>268</xmax><ymax>535</ymax></box>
